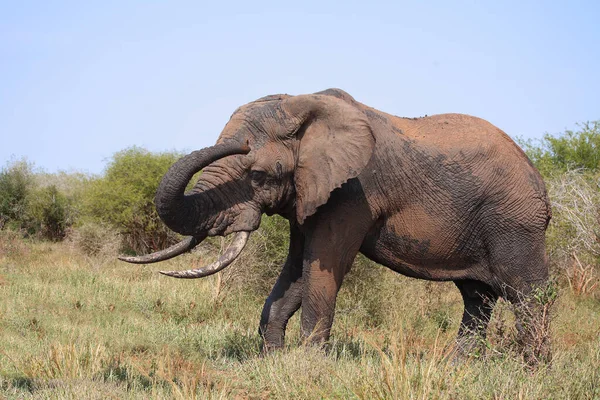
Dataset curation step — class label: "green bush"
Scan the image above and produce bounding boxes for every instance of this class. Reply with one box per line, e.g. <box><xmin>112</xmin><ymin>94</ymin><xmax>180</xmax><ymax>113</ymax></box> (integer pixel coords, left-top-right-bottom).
<box><xmin>81</xmin><ymin>147</ymin><xmax>183</xmax><ymax>254</ymax></box>
<box><xmin>0</xmin><ymin>159</ymin><xmax>79</xmax><ymax>240</ymax></box>
<box><xmin>27</xmin><ymin>185</ymin><xmax>73</xmax><ymax>241</ymax></box>
<box><xmin>520</xmin><ymin>121</ymin><xmax>600</xmax><ymax>176</ymax></box>
<box><xmin>0</xmin><ymin>159</ymin><xmax>35</xmax><ymax>231</ymax></box>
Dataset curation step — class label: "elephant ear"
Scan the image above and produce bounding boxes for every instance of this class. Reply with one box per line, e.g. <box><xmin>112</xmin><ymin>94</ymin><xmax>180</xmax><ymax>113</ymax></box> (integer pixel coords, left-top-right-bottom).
<box><xmin>282</xmin><ymin>94</ymin><xmax>375</xmax><ymax>224</ymax></box>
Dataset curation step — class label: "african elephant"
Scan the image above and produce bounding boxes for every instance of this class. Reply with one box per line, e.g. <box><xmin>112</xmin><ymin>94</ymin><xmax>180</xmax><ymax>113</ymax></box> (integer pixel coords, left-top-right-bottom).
<box><xmin>120</xmin><ymin>89</ymin><xmax>552</xmax><ymax>362</ymax></box>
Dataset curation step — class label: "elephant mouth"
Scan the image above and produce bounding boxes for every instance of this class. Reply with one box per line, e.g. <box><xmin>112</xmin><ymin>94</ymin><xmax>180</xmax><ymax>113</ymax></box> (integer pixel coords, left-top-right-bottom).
<box><xmin>118</xmin><ymin>231</ymin><xmax>251</xmax><ymax>279</ymax></box>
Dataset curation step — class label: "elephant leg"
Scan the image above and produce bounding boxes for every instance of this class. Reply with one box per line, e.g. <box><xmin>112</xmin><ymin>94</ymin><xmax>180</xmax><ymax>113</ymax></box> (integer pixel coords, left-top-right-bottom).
<box><xmin>259</xmin><ymin>223</ymin><xmax>304</xmax><ymax>351</ymax></box>
<box><xmin>504</xmin><ymin>280</ymin><xmax>552</xmax><ymax>365</ymax></box>
<box><xmin>454</xmin><ymin>279</ymin><xmax>498</xmax><ymax>356</ymax></box>
<box><xmin>490</xmin><ymin>233</ymin><xmax>552</xmax><ymax>365</ymax></box>
<box><xmin>299</xmin><ymin>212</ymin><xmax>369</xmax><ymax>346</ymax></box>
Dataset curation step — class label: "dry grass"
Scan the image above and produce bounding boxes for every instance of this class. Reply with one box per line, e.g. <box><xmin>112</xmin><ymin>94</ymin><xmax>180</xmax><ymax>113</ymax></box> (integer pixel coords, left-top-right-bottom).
<box><xmin>568</xmin><ymin>253</ymin><xmax>600</xmax><ymax>296</ymax></box>
<box><xmin>1</xmin><ymin>239</ymin><xmax>599</xmax><ymax>399</ymax></box>
<box><xmin>546</xmin><ymin>170</ymin><xmax>600</xmax><ymax>268</ymax></box>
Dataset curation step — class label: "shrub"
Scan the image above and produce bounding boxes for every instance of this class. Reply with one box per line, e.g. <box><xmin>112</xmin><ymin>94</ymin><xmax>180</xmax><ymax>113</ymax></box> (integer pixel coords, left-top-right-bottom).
<box><xmin>0</xmin><ymin>158</ymin><xmax>35</xmax><ymax>231</ymax></box>
<box><xmin>544</xmin><ymin>170</ymin><xmax>600</xmax><ymax>295</ymax></box>
<box><xmin>215</xmin><ymin>215</ymin><xmax>290</xmax><ymax>296</ymax></box>
<box><xmin>0</xmin><ymin>160</ymin><xmax>80</xmax><ymax>240</ymax></box>
<box><xmin>69</xmin><ymin>222</ymin><xmax>122</xmax><ymax>258</ymax></box>
<box><xmin>81</xmin><ymin>147</ymin><xmax>183</xmax><ymax>254</ymax></box>
<box><xmin>545</xmin><ymin>170</ymin><xmax>600</xmax><ymax>268</ymax></box>
<box><xmin>520</xmin><ymin>121</ymin><xmax>600</xmax><ymax>176</ymax></box>
<box><xmin>27</xmin><ymin>185</ymin><xmax>72</xmax><ymax>241</ymax></box>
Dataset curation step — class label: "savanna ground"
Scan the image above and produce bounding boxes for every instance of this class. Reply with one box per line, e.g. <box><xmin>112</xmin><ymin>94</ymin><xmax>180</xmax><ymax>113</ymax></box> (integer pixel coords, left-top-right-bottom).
<box><xmin>1</xmin><ymin>227</ymin><xmax>599</xmax><ymax>400</ymax></box>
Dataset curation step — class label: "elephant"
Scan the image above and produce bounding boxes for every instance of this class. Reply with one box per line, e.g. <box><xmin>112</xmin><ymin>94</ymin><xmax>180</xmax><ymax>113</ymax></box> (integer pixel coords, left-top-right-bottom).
<box><xmin>120</xmin><ymin>88</ymin><xmax>552</xmax><ymax>362</ymax></box>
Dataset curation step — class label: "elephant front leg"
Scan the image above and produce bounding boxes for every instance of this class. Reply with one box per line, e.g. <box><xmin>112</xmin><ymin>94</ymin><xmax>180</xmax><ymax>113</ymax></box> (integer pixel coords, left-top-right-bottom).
<box><xmin>299</xmin><ymin>221</ymin><xmax>365</xmax><ymax>346</ymax></box>
<box><xmin>300</xmin><ymin>262</ymin><xmax>344</xmax><ymax>344</ymax></box>
<box><xmin>259</xmin><ymin>223</ymin><xmax>304</xmax><ymax>351</ymax></box>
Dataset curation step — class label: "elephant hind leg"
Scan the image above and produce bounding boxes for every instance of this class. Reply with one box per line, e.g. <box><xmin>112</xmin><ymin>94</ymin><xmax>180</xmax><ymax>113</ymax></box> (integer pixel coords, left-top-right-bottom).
<box><xmin>502</xmin><ymin>280</ymin><xmax>554</xmax><ymax>365</ymax></box>
<box><xmin>489</xmin><ymin>233</ymin><xmax>552</xmax><ymax>365</ymax></box>
<box><xmin>454</xmin><ymin>279</ymin><xmax>498</xmax><ymax>357</ymax></box>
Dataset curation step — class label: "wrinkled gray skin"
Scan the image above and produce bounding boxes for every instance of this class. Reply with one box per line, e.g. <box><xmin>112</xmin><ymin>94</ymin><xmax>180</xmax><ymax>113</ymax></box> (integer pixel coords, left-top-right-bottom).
<box><xmin>123</xmin><ymin>89</ymin><xmax>552</xmax><ymax>362</ymax></box>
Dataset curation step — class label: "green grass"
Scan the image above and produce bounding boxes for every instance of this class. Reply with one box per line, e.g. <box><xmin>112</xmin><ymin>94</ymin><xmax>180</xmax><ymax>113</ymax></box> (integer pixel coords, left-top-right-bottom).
<box><xmin>1</xmin><ymin>236</ymin><xmax>599</xmax><ymax>399</ymax></box>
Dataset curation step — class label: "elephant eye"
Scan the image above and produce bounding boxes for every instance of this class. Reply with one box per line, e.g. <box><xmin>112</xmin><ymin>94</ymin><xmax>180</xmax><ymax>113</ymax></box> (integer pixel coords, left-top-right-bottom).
<box><xmin>250</xmin><ymin>170</ymin><xmax>268</xmax><ymax>185</ymax></box>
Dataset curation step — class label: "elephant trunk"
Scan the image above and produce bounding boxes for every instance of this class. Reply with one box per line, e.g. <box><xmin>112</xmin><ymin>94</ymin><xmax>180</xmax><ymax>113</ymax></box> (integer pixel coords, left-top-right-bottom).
<box><xmin>119</xmin><ymin>140</ymin><xmax>250</xmax><ymax>267</ymax></box>
<box><xmin>154</xmin><ymin>140</ymin><xmax>250</xmax><ymax>236</ymax></box>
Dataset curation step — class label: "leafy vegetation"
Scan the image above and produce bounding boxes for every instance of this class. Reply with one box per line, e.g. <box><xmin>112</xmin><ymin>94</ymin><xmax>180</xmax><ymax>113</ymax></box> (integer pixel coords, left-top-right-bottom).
<box><xmin>27</xmin><ymin>185</ymin><xmax>73</xmax><ymax>241</ymax></box>
<box><xmin>519</xmin><ymin>121</ymin><xmax>600</xmax><ymax>295</ymax></box>
<box><xmin>0</xmin><ymin>159</ymin><xmax>78</xmax><ymax>240</ymax></box>
<box><xmin>81</xmin><ymin>147</ymin><xmax>184</xmax><ymax>254</ymax></box>
<box><xmin>520</xmin><ymin>120</ymin><xmax>600</xmax><ymax>175</ymax></box>
<box><xmin>0</xmin><ymin>159</ymin><xmax>35</xmax><ymax>232</ymax></box>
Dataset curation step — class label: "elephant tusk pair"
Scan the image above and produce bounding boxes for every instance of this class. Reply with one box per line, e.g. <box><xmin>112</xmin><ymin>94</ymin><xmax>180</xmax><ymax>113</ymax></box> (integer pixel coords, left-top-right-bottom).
<box><xmin>119</xmin><ymin>231</ymin><xmax>251</xmax><ymax>279</ymax></box>
<box><xmin>159</xmin><ymin>231</ymin><xmax>250</xmax><ymax>278</ymax></box>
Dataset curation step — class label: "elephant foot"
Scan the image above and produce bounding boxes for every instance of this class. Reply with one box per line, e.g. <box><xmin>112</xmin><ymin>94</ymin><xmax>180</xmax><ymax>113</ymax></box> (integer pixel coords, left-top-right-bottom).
<box><xmin>452</xmin><ymin>333</ymin><xmax>489</xmax><ymax>361</ymax></box>
<box><xmin>261</xmin><ymin>343</ymin><xmax>283</xmax><ymax>355</ymax></box>
<box><xmin>260</xmin><ymin>333</ymin><xmax>285</xmax><ymax>354</ymax></box>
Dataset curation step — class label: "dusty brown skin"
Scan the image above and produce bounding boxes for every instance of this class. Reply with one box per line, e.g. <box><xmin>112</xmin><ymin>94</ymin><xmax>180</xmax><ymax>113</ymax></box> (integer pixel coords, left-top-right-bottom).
<box><xmin>121</xmin><ymin>89</ymin><xmax>551</xmax><ymax>361</ymax></box>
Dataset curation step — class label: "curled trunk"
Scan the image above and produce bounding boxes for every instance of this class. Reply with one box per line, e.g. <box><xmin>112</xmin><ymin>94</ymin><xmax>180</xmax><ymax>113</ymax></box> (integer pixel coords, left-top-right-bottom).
<box><xmin>154</xmin><ymin>141</ymin><xmax>250</xmax><ymax>236</ymax></box>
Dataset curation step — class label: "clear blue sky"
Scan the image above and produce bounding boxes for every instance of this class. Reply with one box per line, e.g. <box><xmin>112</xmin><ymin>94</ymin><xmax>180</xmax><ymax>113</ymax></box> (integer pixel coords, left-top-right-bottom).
<box><xmin>2</xmin><ymin>1</ymin><xmax>599</xmax><ymax>174</ymax></box>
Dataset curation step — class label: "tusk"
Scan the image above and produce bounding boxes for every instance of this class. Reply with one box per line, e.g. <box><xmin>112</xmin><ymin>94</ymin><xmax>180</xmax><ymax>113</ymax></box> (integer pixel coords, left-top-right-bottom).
<box><xmin>159</xmin><ymin>231</ymin><xmax>250</xmax><ymax>279</ymax></box>
<box><xmin>118</xmin><ymin>235</ymin><xmax>204</xmax><ymax>264</ymax></box>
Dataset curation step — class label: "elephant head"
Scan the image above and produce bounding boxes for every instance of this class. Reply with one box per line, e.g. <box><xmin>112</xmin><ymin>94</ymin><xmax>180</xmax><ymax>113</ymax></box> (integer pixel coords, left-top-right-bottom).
<box><xmin>120</xmin><ymin>90</ymin><xmax>375</xmax><ymax>277</ymax></box>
